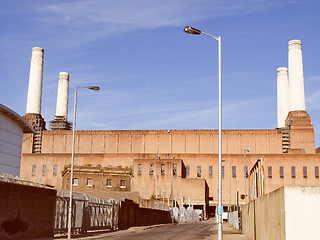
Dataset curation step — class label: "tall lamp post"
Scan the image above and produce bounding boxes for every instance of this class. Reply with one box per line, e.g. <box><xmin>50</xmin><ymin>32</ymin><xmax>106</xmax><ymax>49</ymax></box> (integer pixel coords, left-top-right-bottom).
<box><xmin>184</xmin><ymin>26</ymin><xmax>223</xmax><ymax>240</ymax></box>
<box><xmin>68</xmin><ymin>85</ymin><xmax>100</xmax><ymax>239</ymax></box>
<box><xmin>243</xmin><ymin>148</ymin><xmax>250</xmax><ymax>204</ymax></box>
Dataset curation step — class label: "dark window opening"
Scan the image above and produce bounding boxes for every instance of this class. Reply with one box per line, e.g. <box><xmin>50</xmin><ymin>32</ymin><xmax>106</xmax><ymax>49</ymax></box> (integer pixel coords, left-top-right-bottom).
<box><xmin>197</xmin><ymin>166</ymin><xmax>201</xmax><ymax>177</ymax></box>
<box><xmin>173</xmin><ymin>164</ymin><xmax>177</xmax><ymax>175</ymax></box>
<box><xmin>303</xmin><ymin>166</ymin><xmax>307</xmax><ymax>178</ymax></box>
<box><xmin>268</xmin><ymin>166</ymin><xmax>272</xmax><ymax>178</ymax></box>
<box><xmin>291</xmin><ymin>166</ymin><xmax>296</xmax><ymax>178</ymax></box>
<box><xmin>232</xmin><ymin>166</ymin><xmax>236</xmax><ymax>178</ymax></box>
<box><xmin>280</xmin><ymin>166</ymin><xmax>284</xmax><ymax>178</ymax></box>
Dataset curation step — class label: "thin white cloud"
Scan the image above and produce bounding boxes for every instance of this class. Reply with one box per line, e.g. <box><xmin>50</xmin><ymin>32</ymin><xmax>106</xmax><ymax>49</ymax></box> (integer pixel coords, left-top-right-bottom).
<box><xmin>306</xmin><ymin>88</ymin><xmax>320</xmax><ymax>111</ymax></box>
<box><xmin>14</xmin><ymin>0</ymin><xmax>298</xmax><ymax>47</ymax></box>
<box><xmin>73</xmin><ymin>94</ymin><xmax>272</xmax><ymax>131</ymax></box>
<box><xmin>306</xmin><ymin>75</ymin><xmax>320</xmax><ymax>82</ymax></box>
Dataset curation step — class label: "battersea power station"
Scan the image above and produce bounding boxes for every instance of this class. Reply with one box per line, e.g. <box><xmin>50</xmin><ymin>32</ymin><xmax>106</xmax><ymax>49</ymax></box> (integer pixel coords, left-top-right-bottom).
<box><xmin>20</xmin><ymin>40</ymin><xmax>320</xmax><ymax>217</ymax></box>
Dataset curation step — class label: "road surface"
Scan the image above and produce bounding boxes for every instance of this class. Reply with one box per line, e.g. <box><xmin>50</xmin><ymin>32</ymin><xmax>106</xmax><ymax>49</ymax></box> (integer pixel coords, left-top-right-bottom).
<box><xmin>62</xmin><ymin>222</ymin><xmax>214</xmax><ymax>240</ymax></box>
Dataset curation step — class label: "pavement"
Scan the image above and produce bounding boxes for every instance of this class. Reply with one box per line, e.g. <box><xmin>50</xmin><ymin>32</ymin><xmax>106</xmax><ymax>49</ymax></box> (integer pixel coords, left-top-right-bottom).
<box><xmin>204</xmin><ymin>222</ymin><xmax>250</xmax><ymax>240</ymax></box>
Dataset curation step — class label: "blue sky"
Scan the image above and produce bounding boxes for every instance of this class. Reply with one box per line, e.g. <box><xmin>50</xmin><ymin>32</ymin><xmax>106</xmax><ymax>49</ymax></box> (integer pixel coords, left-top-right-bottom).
<box><xmin>1</xmin><ymin>0</ymin><xmax>320</xmax><ymax>147</ymax></box>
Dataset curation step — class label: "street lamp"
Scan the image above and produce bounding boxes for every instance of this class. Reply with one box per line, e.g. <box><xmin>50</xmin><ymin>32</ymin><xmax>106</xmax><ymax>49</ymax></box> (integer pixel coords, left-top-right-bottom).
<box><xmin>243</xmin><ymin>148</ymin><xmax>250</xmax><ymax>203</ymax></box>
<box><xmin>184</xmin><ymin>26</ymin><xmax>223</xmax><ymax>240</ymax></box>
<box><xmin>68</xmin><ymin>85</ymin><xmax>100</xmax><ymax>239</ymax></box>
<box><xmin>163</xmin><ymin>189</ymin><xmax>166</xmax><ymax>206</ymax></box>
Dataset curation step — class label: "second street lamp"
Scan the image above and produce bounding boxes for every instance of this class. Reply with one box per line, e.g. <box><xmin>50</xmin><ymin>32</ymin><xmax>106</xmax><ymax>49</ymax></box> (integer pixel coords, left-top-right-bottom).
<box><xmin>244</xmin><ymin>148</ymin><xmax>250</xmax><ymax>203</ymax></box>
<box><xmin>68</xmin><ymin>85</ymin><xmax>100</xmax><ymax>239</ymax></box>
<box><xmin>184</xmin><ymin>26</ymin><xmax>223</xmax><ymax>240</ymax></box>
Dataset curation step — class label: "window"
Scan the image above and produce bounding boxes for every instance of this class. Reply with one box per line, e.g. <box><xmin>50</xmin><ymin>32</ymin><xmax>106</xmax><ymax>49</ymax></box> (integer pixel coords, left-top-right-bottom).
<box><xmin>120</xmin><ymin>180</ymin><xmax>126</xmax><ymax>188</ymax></box>
<box><xmin>138</xmin><ymin>164</ymin><xmax>142</xmax><ymax>175</ymax></box>
<box><xmin>53</xmin><ymin>165</ymin><xmax>57</xmax><ymax>176</ymax></box>
<box><xmin>107</xmin><ymin>179</ymin><xmax>112</xmax><ymax>187</ymax></box>
<box><xmin>232</xmin><ymin>166</ymin><xmax>236</xmax><ymax>178</ymax></box>
<box><xmin>197</xmin><ymin>166</ymin><xmax>201</xmax><ymax>177</ymax></box>
<box><xmin>291</xmin><ymin>166</ymin><xmax>296</xmax><ymax>178</ymax></box>
<box><xmin>222</xmin><ymin>166</ymin><xmax>224</xmax><ymax>178</ymax></box>
<box><xmin>73</xmin><ymin>178</ymin><xmax>78</xmax><ymax>186</ymax></box>
<box><xmin>149</xmin><ymin>164</ymin><xmax>154</xmax><ymax>175</ymax></box>
<box><xmin>161</xmin><ymin>164</ymin><xmax>165</xmax><ymax>175</ymax></box>
<box><xmin>244</xmin><ymin>166</ymin><xmax>248</xmax><ymax>178</ymax></box>
<box><xmin>87</xmin><ymin>178</ymin><xmax>93</xmax><ymax>186</ymax></box>
<box><xmin>303</xmin><ymin>166</ymin><xmax>307</xmax><ymax>178</ymax></box>
<box><xmin>268</xmin><ymin>166</ymin><xmax>272</xmax><ymax>178</ymax></box>
<box><xmin>32</xmin><ymin>165</ymin><xmax>36</xmax><ymax>176</ymax></box>
<box><xmin>315</xmin><ymin>167</ymin><xmax>319</xmax><ymax>178</ymax></box>
<box><xmin>173</xmin><ymin>164</ymin><xmax>177</xmax><ymax>175</ymax></box>
<box><xmin>209</xmin><ymin>166</ymin><xmax>213</xmax><ymax>178</ymax></box>
<box><xmin>186</xmin><ymin>166</ymin><xmax>190</xmax><ymax>177</ymax></box>
<box><xmin>280</xmin><ymin>166</ymin><xmax>284</xmax><ymax>178</ymax></box>
<box><xmin>42</xmin><ymin>165</ymin><xmax>47</xmax><ymax>176</ymax></box>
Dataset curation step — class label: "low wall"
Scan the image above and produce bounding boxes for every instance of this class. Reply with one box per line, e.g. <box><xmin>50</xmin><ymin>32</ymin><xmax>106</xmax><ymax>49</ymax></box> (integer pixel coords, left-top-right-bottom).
<box><xmin>242</xmin><ymin>186</ymin><xmax>320</xmax><ymax>240</ymax></box>
<box><xmin>284</xmin><ymin>187</ymin><xmax>320</xmax><ymax>240</ymax></box>
<box><xmin>119</xmin><ymin>199</ymin><xmax>171</xmax><ymax>229</ymax></box>
<box><xmin>0</xmin><ymin>181</ymin><xmax>56</xmax><ymax>240</ymax></box>
<box><xmin>242</xmin><ymin>187</ymin><xmax>285</xmax><ymax>240</ymax></box>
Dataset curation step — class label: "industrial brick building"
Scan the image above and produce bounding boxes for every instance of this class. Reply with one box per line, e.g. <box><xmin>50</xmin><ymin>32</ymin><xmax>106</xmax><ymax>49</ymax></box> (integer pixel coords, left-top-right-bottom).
<box><xmin>19</xmin><ymin>40</ymin><xmax>320</xmax><ymax>217</ymax></box>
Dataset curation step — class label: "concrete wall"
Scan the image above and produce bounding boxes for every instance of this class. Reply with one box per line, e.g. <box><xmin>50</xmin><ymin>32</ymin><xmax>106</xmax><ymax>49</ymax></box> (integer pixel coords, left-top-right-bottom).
<box><xmin>0</xmin><ymin>181</ymin><xmax>56</xmax><ymax>240</ymax></box>
<box><xmin>242</xmin><ymin>187</ymin><xmax>286</xmax><ymax>240</ymax></box>
<box><xmin>242</xmin><ymin>186</ymin><xmax>320</xmax><ymax>240</ymax></box>
<box><xmin>284</xmin><ymin>187</ymin><xmax>320</xmax><ymax>240</ymax></box>
<box><xmin>118</xmin><ymin>199</ymin><xmax>171</xmax><ymax>229</ymax></box>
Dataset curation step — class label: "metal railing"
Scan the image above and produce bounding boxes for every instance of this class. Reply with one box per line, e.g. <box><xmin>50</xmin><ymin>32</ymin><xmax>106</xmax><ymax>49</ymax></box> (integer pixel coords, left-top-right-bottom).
<box><xmin>0</xmin><ymin>174</ymin><xmax>54</xmax><ymax>188</ymax></box>
<box><xmin>139</xmin><ymin>199</ymin><xmax>170</xmax><ymax>211</ymax></box>
<box><xmin>55</xmin><ymin>191</ymin><xmax>119</xmax><ymax>234</ymax></box>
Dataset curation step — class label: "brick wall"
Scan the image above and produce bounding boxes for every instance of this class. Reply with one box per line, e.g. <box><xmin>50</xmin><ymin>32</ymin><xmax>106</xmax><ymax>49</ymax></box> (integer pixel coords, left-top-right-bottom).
<box><xmin>0</xmin><ymin>182</ymin><xmax>56</xmax><ymax>240</ymax></box>
<box><xmin>118</xmin><ymin>199</ymin><xmax>171</xmax><ymax>229</ymax></box>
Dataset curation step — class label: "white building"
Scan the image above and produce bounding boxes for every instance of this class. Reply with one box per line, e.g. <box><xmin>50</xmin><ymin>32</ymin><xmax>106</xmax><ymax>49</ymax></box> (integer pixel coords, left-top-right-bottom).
<box><xmin>0</xmin><ymin>104</ymin><xmax>35</xmax><ymax>177</ymax></box>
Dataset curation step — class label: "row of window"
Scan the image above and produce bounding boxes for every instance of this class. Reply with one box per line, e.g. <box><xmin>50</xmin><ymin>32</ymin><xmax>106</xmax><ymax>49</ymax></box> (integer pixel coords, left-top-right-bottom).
<box><xmin>33</xmin><ymin>164</ymin><xmax>320</xmax><ymax>179</ymax></box>
<box><xmin>137</xmin><ymin>164</ymin><xmax>320</xmax><ymax>179</ymax></box>
<box><xmin>32</xmin><ymin>165</ymin><xmax>57</xmax><ymax>176</ymax></box>
<box><xmin>137</xmin><ymin>164</ymin><xmax>178</xmax><ymax>176</ymax></box>
<box><xmin>186</xmin><ymin>166</ymin><xmax>246</xmax><ymax>178</ymax></box>
<box><xmin>72</xmin><ymin>178</ymin><xmax>126</xmax><ymax>188</ymax></box>
<box><xmin>267</xmin><ymin>166</ymin><xmax>319</xmax><ymax>178</ymax></box>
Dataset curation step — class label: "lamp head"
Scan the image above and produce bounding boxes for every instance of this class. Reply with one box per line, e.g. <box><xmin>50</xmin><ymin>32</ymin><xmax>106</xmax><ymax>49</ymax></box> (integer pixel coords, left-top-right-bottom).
<box><xmin>184</xmin><ymin>26</ymin><xmax>201</xmax><ymax>35</ymax></box>
<box><xmin>88</xmin><ymin>86</ymin><xmax>100</xmax><ymax>91</ymax></box>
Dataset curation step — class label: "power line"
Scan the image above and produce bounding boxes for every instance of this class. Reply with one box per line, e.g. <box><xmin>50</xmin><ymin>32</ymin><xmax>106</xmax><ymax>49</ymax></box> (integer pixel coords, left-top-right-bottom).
<box><xmin>0</xmin><ymin>162</ymin><xmax>19</xmax><ymax>169</ymax></box>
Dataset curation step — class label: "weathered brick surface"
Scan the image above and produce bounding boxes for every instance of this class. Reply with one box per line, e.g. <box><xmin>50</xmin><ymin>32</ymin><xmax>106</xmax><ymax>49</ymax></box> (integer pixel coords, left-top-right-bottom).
<box><xmin>118</xmin><ymin>199</ymin><xmax>171</xmax><ymax>229</ymax></box>
<box><xmin>0</xmin><ymin>182</ymin><xmax>56</xmax><ymax>240</ymax></box>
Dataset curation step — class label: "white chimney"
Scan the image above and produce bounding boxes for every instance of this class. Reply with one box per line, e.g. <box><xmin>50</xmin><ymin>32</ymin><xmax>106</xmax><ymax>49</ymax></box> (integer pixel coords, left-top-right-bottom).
<box><xmin>288</xmin><ymin>40</ymin><xmax>305</xmax><ymax>111</ymax></box>
<box><xmin>277</xmin><ymin>67</ymin><xmax>289</xmax><ymax>128</ymax></box>
<box><xmin>55</xmin><ymin>72</ymin><xmax>69</xmax><ymax>120</ymax></box>
<box><xmin>26</xmin><ymin>47</ymin><xmax>44</xmax><ymax>114</ymax></box>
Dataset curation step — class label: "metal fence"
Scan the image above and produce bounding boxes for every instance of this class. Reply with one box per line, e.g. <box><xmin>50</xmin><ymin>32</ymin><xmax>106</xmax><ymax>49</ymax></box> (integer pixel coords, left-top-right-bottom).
<box><xmin>139</xmin><ymin>199</ymin><xmax>170</xmax><ymax>211</ymax></box>
<box><xmin>55</xmin><ymin>191</ymin><xmax>119</xmax><ymax>234</ymax></box>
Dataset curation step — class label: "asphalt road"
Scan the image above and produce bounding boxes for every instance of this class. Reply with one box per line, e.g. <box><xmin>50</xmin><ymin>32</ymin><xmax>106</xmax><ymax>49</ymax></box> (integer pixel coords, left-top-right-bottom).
<box><xmin>67</xmin><ymin>222</ymin><xmax>214</xmax><ymax>240</ymax></box>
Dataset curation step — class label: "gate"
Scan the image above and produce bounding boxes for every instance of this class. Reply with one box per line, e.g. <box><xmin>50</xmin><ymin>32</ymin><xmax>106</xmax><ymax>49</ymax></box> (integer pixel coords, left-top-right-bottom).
<box><xmin>55</xmin><ymin>191</ymin><xmax>119</xmax><ymax>234</ymax></box>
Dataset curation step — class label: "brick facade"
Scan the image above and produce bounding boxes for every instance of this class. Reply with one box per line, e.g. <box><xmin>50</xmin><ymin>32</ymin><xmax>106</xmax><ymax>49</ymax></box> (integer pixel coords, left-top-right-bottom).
<box><xmin>19</xmin><ymin>111</ymin><xmax>319</xmax><ymax>216</ymax></box>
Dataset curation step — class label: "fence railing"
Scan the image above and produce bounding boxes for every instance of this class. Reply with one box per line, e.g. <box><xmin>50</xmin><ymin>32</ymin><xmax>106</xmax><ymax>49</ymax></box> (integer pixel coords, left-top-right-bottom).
<box><xmin>139</xmin><ymin>199</ymin><xmax>170</xmax><ymax>211</ymax></box>
<box><xmin>0</xmin><ymin>174</ymin><xmax>54</xmax><ymax>188</ymax></box>
<box><xmin>55</xmin><ymin>191</ymin><xmax>119</xmax><ymax>234</ymax></box>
